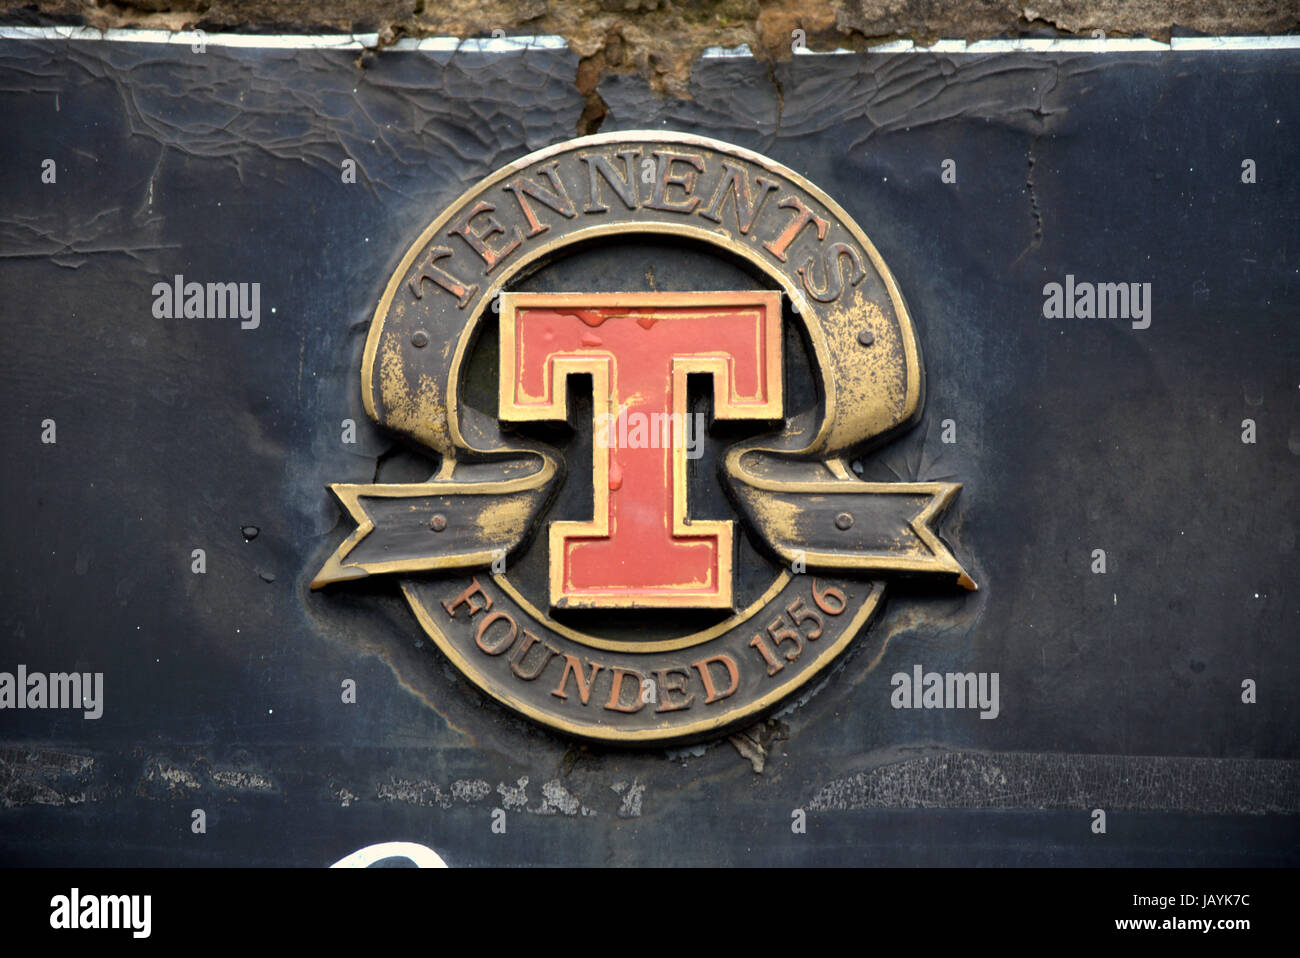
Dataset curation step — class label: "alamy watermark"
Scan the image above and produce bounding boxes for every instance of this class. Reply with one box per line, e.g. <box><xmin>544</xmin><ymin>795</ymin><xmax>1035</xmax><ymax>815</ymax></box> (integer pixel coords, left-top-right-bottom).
<box><xmin>50</xmin><ymin>889</ymin><xmax>150</xmax><ymax>938</ymax></box>
<box><xmin>1042</xmin><ymin>274</ymin><xmax>1151</xmax><ymax>329</ymax></box>
<box><xmin>890</xmin><ymin>664</ymin><xmax>999</xmax><ymax>719</ymax></box>
<box><xmin>0</xmin><ymin>665</ymin><xmax>103</xmax><ymax>719</ymax></box>
<box><xmin>595</xmin><ymin>405</ymin><xmax>706</xmax><ymax>459</ymax></box>
<box><xmin>152</xmin><ymin>274</ymin><xmax>261</xmax><ymax>329</ymax></box>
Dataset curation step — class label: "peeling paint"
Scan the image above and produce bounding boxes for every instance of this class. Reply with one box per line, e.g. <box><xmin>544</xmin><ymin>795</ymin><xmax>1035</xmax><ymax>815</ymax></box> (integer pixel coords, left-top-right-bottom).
<box><xmin>537</xmin><ymin>778</ymin><xmax>596</xmax><ymax>816</ymax></box>
<box><xmin>142</xmin><ymin>759</ymin><xmax>202</xmax><ymax>793</ymax></box>
<box><xmin>211</xmin><ymin>769</ymin><xmax>276</xmax><ymax>791</ymax></box>
<box><xmin>0</xmin><ymin>747</ymin><xmax>94</xmax><ymax>808</ymax></box>
<box><xmin>808</xmin><ymin>751</ymin><xmax>1300</xmax><ymax>814</ymax></box>
<box><xmin>450</xmin><ymin>778</ymin><xmax>492</xmax><ymax>803</ymax></box>
<box><xmin>610</xmin><ymin>779</ymin><xmax>645</xmax><ymax>817</ymax></box>
<box><xmin>497</xmin><ymin>776</ymin><xmax>530</xmax><ymax>810</ymax></box>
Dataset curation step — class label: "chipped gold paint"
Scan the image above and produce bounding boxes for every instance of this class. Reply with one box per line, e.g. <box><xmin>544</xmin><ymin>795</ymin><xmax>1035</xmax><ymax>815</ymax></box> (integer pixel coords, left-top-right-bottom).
<box><xmin>474</xmin><ymin>495</ymin><xmax>531</xmax><ymax>539</ymax></box>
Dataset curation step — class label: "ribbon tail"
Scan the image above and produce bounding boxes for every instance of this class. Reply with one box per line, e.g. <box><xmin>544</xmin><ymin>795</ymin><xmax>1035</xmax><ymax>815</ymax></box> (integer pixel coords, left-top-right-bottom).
<box><xmin>727</xmin><ymin>466</ymin><xmax>976</xmax><ymax>590</ymax></box>
<box><xmin>311</xmin><ymin>459</ymin><xmax>558</xmax><ymax>589</ymax></box>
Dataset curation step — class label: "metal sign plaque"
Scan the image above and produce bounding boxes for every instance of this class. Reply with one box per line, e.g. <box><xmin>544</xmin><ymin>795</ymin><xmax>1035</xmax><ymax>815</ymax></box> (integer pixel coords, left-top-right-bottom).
<box><xmin>312</xmin><ymin>132</ymin><xmax>973</xmax><ymax>742</ymax></box>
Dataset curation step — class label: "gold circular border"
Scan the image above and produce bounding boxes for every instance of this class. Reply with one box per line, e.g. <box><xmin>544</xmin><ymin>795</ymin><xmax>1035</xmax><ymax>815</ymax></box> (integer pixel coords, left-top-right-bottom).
<box><xmin>364</xmin><ymin>132</ymin><xmax>917</xmax><ymax>742</ymax></box>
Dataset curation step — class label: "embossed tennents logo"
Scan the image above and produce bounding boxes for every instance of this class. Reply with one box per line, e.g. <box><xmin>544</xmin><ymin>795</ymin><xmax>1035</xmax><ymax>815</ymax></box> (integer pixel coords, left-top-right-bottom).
<box><xmin>313</xmin><ymin>131</ymin><xmax>974</xmax><ymax>744</ymax></box>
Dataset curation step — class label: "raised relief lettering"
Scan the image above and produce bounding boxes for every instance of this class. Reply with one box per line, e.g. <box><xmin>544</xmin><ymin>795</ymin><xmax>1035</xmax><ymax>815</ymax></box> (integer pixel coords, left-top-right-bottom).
<box><xmin>501</xmin><ymin>292</ymin><xmax>783</xmax><ymax>609</ymax></box>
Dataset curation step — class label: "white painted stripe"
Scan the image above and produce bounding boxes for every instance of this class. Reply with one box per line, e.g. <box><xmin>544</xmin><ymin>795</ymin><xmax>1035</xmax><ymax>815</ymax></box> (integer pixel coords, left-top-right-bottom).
<box><xmin>0</xmin><ymin>25</ymin><xmax>1296</xmax><ymax>54</ymax></box>
<box><xmin>792</xmin><ymin>35</ymin><xmax>1298</xmax><ymax>54</ymax></box>
<box><xmin>0</xmin><ymin>25</ymin><xmax>569</xmax><ymax>51</ymax></box>
<box><xmin>0</xmin><ymin>26</ymin><xmax>365</xmax><ymax>46</ymax></box>
<box><xmin>395</xmin><ymin>35</ymin><xmax>569</xmax><ymax>52</ymax></box>
<box><xmin>700</xmin><ymin>44</ymin><xmax>755</xmax><ymax>58</ymax></box>
<box><xmin>964</xmin><ymin>37</ymin><xmax>1169</xmax><ymax>52</ymax></box>
<box><xmin>1170</xmin><ymin>35</ymin><xmax>1300</xmax><ymax>50</ymax></box>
